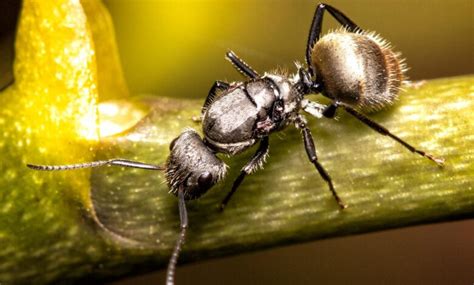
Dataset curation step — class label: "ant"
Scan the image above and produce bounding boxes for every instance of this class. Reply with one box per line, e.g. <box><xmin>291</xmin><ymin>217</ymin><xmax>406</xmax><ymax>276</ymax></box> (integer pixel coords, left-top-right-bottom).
<box><xmin>28</xmin><ymin>3</ymin><xmax>444</xmax><ymax>284</ymax></box>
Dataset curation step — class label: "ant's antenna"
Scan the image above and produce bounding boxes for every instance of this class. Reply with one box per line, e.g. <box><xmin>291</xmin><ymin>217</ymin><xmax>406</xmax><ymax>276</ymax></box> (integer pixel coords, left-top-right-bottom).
<box><xmin>27</xmin><ymin>159</ymin><xmax>164</xmax><ymax>171</ymax></box>
<box><xmin>166</xmin><ymin>186</ymin><xmax>188</xmax><ymax>285</ymax></box>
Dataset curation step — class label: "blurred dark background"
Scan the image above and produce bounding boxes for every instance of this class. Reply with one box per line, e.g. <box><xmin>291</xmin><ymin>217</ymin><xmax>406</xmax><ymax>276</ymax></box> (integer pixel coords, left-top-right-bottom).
<box><xmin>0</xmin><ymin>0</ymin><xmax>21</xmax><ymax>90</ymax></box>
<box><xmin>1</xmin><ymin>0</ymin><xmax>473</xmax><ymax>284</ymax></box>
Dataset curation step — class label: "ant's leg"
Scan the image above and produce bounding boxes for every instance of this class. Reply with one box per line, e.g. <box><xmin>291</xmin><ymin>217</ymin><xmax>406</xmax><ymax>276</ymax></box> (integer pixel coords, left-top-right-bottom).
<box><xmin>27</xmin><ymin>159</ymin><xmax>164</xmax><ymax>171</ymax></box>
<box><xmin>296</xmin><ymin>116</ymin><xmax>346</xmax><ymax>209</ymax></box>
<box><xmin>321</xmin><ymin>102</ymin><xmax>339</xmax><ymax>119</ymax></box>
<box><xmin>339</xmin><ymin>104</ymin><xmax>445</xmax><ymax>166</ymax></box>
<box><xmin>166</xmin><ymin>187</ymin><xmax>188</xmax><ymax>285</ymax></box>
<box><xmin>201</xmin><ymin>51</ymin><xmax>262</xmax><ymax>118</ymax></box>
<box><xmin>201</xmin><ymin>80</ymin><xmax>230</xmax><ymax>117</ymax></box>
<box><xmin>302</xmin><ymin>99</ymin><xmax>326</xmax><ymax>119</ymax></box>
<box><xmin>220</xmin><ymin>137</ymin><xmax>269</xmax><ymax>211</ymax></box>
<box><xmin>306</xmin><ymin>3</ymin><xmax>361</xmax><ymax>76</ymax></box>
<box><xmin>225</xmin><ymin>50</ymin><xmax>260</xmax><ymax>79</ymax></box>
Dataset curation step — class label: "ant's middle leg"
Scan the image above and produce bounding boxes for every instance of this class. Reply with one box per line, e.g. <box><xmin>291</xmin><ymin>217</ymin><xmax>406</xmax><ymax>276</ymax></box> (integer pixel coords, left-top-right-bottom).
<box><xmin>225</xmin><ymin>50</ymin><xmax>260</xmax><ymax>79</ymax></box>
<box><xmin>296</xmin><ymin>115</ymin><xmax>346</xmax><ymax>209</ymax></box>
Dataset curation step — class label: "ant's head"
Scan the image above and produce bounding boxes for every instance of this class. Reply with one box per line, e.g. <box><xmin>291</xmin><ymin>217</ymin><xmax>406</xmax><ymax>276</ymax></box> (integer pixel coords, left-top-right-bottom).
<box><xmin>166</xmin><ymin>130</ymin><xmax>227</xmax><ymax>200</ymax></box>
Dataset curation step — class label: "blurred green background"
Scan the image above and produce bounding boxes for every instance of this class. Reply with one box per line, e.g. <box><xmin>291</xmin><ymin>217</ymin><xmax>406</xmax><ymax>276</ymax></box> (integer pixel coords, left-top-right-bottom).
<box><xmin>1</xmin><ymin>0</ymin><xmax>473</xmax><ymax>284</ymax></box>
<box><xmin>102</xmin><ymin>0</ymin><xmax>473</xmax><ymax>100</ymax></box>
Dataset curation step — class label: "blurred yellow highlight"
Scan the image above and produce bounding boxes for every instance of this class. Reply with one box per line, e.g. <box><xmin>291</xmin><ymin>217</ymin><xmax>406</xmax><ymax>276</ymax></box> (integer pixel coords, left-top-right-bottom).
<box><xmin>0</xmin><ymin>0</ymin><xmax>132</xmax><ymax>207</ymax></box>
<box><xmin>98</xmin><ymin>101</ymin><xmax>147</xmax><ymax>137</ymax></box>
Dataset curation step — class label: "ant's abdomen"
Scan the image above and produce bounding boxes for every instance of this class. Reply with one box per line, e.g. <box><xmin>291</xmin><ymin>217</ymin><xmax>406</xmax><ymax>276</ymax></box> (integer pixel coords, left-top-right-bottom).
<box><xmin>311</xmin><ymin>30</ymin><xmax>406</xmax><ymax>112</ymax></box>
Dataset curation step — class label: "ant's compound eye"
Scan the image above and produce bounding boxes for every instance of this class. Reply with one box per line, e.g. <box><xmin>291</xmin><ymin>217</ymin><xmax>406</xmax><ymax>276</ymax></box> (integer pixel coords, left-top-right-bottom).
<box><xmin>197</xmin><ymin>171</ymin><xmax>213</xmax><ymax>188</ymax></box>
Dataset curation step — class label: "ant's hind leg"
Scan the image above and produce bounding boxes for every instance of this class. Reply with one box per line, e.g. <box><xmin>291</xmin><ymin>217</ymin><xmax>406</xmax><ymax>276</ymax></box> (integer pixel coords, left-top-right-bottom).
<box><xmin>339</xmin><ymin>104</ymin><xmax>445</xmax><ymax>166</ymax></box>
<box><xmin>306</xmin><ymin>3</ymin><xmax>361</xmax><ymax>76</ymax></box>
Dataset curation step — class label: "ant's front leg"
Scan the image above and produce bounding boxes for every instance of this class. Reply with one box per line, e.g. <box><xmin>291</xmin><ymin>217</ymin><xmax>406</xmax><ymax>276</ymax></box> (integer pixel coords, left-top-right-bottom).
<box><xmin>220</xmin><ymin>136</ymin><xmax>269</xmax><ymax>211</ymax></box>
<box><xmin>199</xmin><ymin>80</ymin><xmax>231</xmax><ymax>120</ymax></box>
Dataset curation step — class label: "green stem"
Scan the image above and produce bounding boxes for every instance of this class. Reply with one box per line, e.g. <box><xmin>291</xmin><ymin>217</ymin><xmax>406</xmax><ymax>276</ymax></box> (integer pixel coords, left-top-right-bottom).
<box><xmin>1</xmin><ymin>3</ymin><xmax>473</xmax><ymax>279</ymax></box>
<box><xmin>89</xmin><ymin>76</ymin><xmax>473</xmax><ymax>277</ymax></box>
